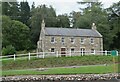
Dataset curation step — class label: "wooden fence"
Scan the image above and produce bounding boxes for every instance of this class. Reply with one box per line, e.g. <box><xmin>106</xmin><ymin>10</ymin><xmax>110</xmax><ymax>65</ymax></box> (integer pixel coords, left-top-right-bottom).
<box><xmin>0</xmin><ymin>50</ymin><xmax>118</xmax><ymax>61</ymax></box>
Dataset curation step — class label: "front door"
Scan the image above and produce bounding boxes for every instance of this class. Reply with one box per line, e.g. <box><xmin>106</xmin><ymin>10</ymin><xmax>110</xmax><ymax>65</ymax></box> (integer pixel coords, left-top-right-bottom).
<box><xmin>61</xmin><ymin>48</ymin><xmax>66</xmax><ymax>54</ymax></box>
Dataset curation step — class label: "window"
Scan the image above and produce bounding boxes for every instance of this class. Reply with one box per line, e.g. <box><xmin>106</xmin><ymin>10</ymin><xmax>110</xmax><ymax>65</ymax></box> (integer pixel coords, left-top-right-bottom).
<box><xmin>80</xmin><ymin>48</ymin><xmax>85</xmax><ymax>55</ymax></box>
<box><xmin>91</xmin><ymin>49</ymin><xmax>94</xmax><ymax>54</ymax></box>
<box><xmin>71</xmin><ymin>48</ymin><xmax>75</xmax><ymax>52</ymax></box>
<box><xmin>61</xmin><ymin>37</ymin><xmax>65</xmax><ymax>43</ymax></box>
<box><xmin>51</xmin><ymin>48</ymin><xmax>55</xmax><ymax>52</ymax></box>
<box><xmin>80</xmin><ymin>38</ymin><xmax>84</xmax><ymax>44</ymax></box>
<box><xmin>70</xmin><ymin>37</ymin><xmax>74</xmax><ymax>43</ymax></box>
<box><xmin>51</xmin><ymin>37</ymin><xmax>55</xmax><ymax>43</ymax></box>
<box><xmin>90</xmin><ymin>38</ymin><xmax>94</xmax><ymax>44</ymax></box>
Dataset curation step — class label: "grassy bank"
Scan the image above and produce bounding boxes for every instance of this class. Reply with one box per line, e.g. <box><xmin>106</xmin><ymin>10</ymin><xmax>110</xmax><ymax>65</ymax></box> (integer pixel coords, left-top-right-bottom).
<box><xmin>2</xmin><ymin>55</ymin><xmax>118</xmax><ymax>70</ymax></box>
<box><xmin>2</xmin><ymin>64</ymin><xmax>118</xmax><ymax>76</ymax></box>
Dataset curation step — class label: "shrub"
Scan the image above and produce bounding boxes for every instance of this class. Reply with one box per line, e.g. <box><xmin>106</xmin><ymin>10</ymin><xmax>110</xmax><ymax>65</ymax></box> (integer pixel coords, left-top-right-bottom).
<box><xmin>2</xmin><ymin>45</ymin><xmax>16</xmax><ymax>55</ymax></box>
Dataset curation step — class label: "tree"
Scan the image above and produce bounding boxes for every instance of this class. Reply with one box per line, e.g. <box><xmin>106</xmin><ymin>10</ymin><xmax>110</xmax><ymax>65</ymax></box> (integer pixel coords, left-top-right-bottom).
<box><xmin>110</xmin><ymin>32</ymin><xmax>120</xmax><ymax>50</ymax></box>
<box><xmin>72</xmin><ymin>1</ymin><xmax>112</xmax><ymax>50</ymax></box>
<box><xmin>70</xmin><ymin>11</ymin><xmax>81</xmax><ymax>27</ymax></box>
<box><xmin>29</xmin><ymin>5</ymin><xmax>58</xmax><ymax>45</ymax></box>
<box><xmin>19</xmin><ymin>1</ymin><xmax>30</xmax><ymax>26</ymax></box>
<box><xmin>2</xmin><ymin>45</ymin><xmax>16</xmax><ymax>55</ymax></box>
<box><xmin>2</xmin><ymin>15</ymin><xmax>31</xmax><ymax>50</ymax></box>
<box><xmin>2</xmin><ymin>1</ymin><xmax>20</xmax><ymax>20</ymax></box>
<box><xmin>31</xmin><ymin>2</ymin><xmax>35</xmax><ymax>10</ymax></box>
<box><xmin>56</xmin><ymin>14</ymin><xmax>70</xmax><ymax>27</ymax></box>
<box><xmin>107</xmin><ymin>1</ymin><xmax>120</xmax><ymax>50</ymax></box>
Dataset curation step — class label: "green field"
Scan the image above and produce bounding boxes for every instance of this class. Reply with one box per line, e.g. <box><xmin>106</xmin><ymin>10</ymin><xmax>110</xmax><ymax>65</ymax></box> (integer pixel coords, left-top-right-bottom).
<box><xmin>2</xmin><ymin>55</ymin><xmax>119</xmax><ymax>76</ymax></box>
<box><xmin>2</xmin><ymin>64</ymin><xmax>118</xmax><ymax>76</ymax></box>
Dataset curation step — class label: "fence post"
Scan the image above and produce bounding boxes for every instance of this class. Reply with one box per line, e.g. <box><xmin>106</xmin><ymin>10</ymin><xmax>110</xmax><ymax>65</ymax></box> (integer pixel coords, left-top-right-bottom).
<box><xmin>56</xmin><ymin>51</ymin><xmax>58</xmax><ymax>57</ymax></box>
<box><xmin>69</xmin><ymin>50</ymin><xmax>71</xmax><ymax>57</ymax></box>
<box><xmin>28</xmin><ymin>52</ymin><xmax>30</xmax><ymax>60</ymax></box>
<box><xmin>105</xmin><ymin>50</ymin><xmax>107</xmax><ymax>55</ymax></box>
<box><xmin>43</xmin><ymin>52</ymin><xmax>44</xmax><ymax>58</ymax></box>
<box><xmin>60</xmin><ymin>52</ymin><xmax>61</xmax><ymax>57</ymax></box>
<box><xmin>94</xmin><ymin>50</ymin><xmax>96</xmax><ymax>55</ymax></box>
<box><xmin>36</xmin><ymin>49</ymin><xmax>38</xmax><ymax>58</ymax></box>
<box><xmin>14</xmin><ymin>54</ymin><xmax>15</xmax><ymax>61</ymax></box>
<box><xmin>116</xmin><ymin>51</ymin><xmax>118</xmax><ymax>56</ymax></box>
<box><xmin>82</xmin><ymin>49</ymin><xmax>83</xmax><ymax>56</ymax></box>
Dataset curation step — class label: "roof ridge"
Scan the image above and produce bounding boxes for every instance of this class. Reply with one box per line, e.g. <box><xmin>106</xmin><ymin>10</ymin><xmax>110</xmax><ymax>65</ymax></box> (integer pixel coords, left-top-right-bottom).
<box><xmin>45</xmin><ymin>27</ymin><xmax>91</xmax><ymax>30</ymax></box>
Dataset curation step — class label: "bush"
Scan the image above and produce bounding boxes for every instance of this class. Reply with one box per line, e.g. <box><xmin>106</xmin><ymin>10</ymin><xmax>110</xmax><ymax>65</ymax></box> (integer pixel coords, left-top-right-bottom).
<box><xmin>2</xmin><ymin>45</ymin><xmax>16</xmax><ymax>55</ymax></box>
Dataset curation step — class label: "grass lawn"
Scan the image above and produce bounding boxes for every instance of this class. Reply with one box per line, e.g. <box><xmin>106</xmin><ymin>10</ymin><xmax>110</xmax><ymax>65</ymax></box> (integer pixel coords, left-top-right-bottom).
<box><xmin>2</xmin><ymin>55</ymin><xmax>119</xmax><ymax>76</ymax></box>
<box><xmin>2</xmin><ymin>64</ymin><xmax>118</xmax><ymax>76</ymax></box>
<box><xmin>2</xmin><ymin>55</ymin><xmax>118</xmax><ymax>70</ymax></box>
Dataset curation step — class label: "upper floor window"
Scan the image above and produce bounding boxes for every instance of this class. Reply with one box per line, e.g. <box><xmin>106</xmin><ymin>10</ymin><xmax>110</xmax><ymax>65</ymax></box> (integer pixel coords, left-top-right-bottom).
<box><xmin>51</xmin><ymin>37</ymin><xmax>55</xmax><ymax>43</ymax></box>
<box><xmin>61</xmin><ymin>37</ymin><xmax>65</xmax><ymax>43</ymax></box>
<box><xmin>90</xmin><ymin>38</ymin><xmax>94</xmax><ymax>44</ymax></box>
<box><xmin>80</xmin><ymin>38</ymin><xmax>84</xmax><ymax>44</ymax></box>
<box><xmin>70</xmin><ymin>37</ymin><xmax>74</xmax><ymax>43</ymax></box>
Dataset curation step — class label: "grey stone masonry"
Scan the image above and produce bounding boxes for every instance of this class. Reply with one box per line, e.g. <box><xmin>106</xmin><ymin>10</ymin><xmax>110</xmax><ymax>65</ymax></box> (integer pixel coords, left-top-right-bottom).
<box><xmin>37</xmin><ymin>20</ymin><xmax>103</xmax><ymax>54</ymax></box>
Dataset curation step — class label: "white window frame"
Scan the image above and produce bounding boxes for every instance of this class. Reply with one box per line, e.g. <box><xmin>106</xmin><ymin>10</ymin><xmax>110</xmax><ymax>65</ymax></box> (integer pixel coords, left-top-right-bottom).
<box><xmin>70</xmin><ymin>37</ymin><xmax>75</xmax><ymax>44</ymax></box>
<box><xmin>90</xmin><ymin>38</ymin><xmax>94</xmax><ymax>44</ymax></box>
<box><xmin>91</xmin><ymin>49</ymin><xmax>95</xmax><ymax>54</ymax></box>
<box><xmin>80</xmin><ymin>47</ymin><xmax>85</xmax><ymax>55</ymax></box>
<box><xmin>61</xmin><ymin>37</ymin><xmax>65</xmax><ymax>43</ymax></box>
<box><xmin>51</xmin><ymin>37</ymin><xmax>55</xmax><ymax>43</ymax></box>
<box><xmin>71</xmin><ymin>48</ymin><xmax>75</xmax><ymax>53</ymax></box>
<box><xmin>80</xmin><ymin>38</ymin><xmax>84</xmax><ymax>44</ymax></box>
<box><xmin>51</xmin><ymin>48</ymin><xmax>55</xmax><ymax>52</ymax></box>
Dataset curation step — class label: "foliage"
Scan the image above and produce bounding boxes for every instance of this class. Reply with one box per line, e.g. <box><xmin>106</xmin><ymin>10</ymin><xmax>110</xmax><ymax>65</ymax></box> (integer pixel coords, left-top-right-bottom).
<box><xmin>19</xmin><ymin>1</ymin><xmax>30</xmax><ymax>26</ymax></box>
<box><xmin>2</xmin><ymin>1</ymin><xmax>19</xmax><ymax>20</ymax></box>
<box><xmin>71</xmin><ymin>2</ymin><xmax>113</xmax><ymax>50</ymax></box>
<box><xmin>1</xmin><ymin>1</ymin><xmax>120</xmax><ymax>51</ymax></box>
<box><xmin>2</xmin><ymin>15</ymin><xmax>31</xmax><ymax>51</ymax></box>
<box><xmin>30</xmin><ymin>5</ymin><xmax>56</xmax><ymax>45</ymax></box>
<box><xmin>2</xmin><ymin>45</ymin><xmax>16</xmax><ymax>55</ymax></box>
<box><xmin>107</xmin><ymin>1</ymin><xmax>120</xmax><ymax>50</ymax></box>
<box><xmin>56</xmin><ymin>14</ymin><xmax>70</xmax><ymax>27</ymax></box>
<box><xmin>2</xmin><ymin>1</ymin><xmax>30</xmax><ymax>26</ymax></box>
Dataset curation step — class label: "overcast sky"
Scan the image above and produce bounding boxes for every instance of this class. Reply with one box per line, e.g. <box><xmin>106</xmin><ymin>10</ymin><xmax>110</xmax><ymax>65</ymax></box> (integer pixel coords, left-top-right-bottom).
<box><xmin>18</xmin><ymin>0</ymin><xmax>119</xmax><ymax>15</ymax></box>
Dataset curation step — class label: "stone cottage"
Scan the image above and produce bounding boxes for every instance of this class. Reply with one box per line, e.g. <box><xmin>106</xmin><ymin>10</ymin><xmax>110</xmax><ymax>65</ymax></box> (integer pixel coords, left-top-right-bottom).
<box><xmin>37</xmin><ymin>20</ymin><xmax>103</xmax><ymax>54</ymax></box>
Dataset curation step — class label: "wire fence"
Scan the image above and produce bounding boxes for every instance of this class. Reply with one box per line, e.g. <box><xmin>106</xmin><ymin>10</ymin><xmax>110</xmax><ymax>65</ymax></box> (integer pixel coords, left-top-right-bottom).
<box><xmin>0</xmin><ymin>50</ymin><xmax>119</xmax><ymax>61</ymax></box>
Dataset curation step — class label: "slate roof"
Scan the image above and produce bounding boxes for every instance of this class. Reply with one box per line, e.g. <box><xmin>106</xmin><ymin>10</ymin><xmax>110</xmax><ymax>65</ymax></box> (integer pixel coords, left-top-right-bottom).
<box><xmin>45</xmin><ymin>27</ymin><xmax>102</xmax><ymax>37</ymax></box>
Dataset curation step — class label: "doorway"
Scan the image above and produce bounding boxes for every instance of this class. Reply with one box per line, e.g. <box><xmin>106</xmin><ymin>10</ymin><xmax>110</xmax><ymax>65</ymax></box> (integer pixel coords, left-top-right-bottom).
<box><xmin>61</xmin><ymin>48</ymin><xmax>66</xmax><ymax>54</ymax></box>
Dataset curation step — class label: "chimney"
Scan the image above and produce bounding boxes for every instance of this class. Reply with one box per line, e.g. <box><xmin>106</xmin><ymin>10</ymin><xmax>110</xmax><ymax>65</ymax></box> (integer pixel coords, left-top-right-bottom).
<box><xmin>92</xmin><ymin>23</ymin><xmax>96</xmax><ymax>30</ymax></box>
<box><xmin>41</xmin><ymin>19</ymin><xmax>45</xmax><ymax>29</ymax></box>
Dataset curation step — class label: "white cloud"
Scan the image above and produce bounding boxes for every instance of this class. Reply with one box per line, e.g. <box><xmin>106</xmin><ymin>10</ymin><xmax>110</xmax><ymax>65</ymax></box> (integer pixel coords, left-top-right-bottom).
<box><xmin>17</xmin><ymin>0</ymin><xmax>119</xmax><ymax>15</ymax></box>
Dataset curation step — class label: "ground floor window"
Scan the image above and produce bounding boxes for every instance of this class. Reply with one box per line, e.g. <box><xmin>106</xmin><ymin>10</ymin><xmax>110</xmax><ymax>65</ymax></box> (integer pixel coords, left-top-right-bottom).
<box><xmin>51</xmin><ymin>48</ymin><xmax>55</xmax><ymax>52</ymax></box>
<box><xmin>61</xmin><ymin>48</ymin><xmax>66</xmax><ymax>54</ymax></box>
<box><xmin>80</xmin><ymin>48</ymin><xmax>85</xmax><ymax>54</ymax></box>
<box><xmin>91</xmin><ymin>49</ymin><xmax>94</xmax><ymax>54</ymax></box>
<box><xmin>71</xmin><ymin>48</ymin><xmax>75</xmax><ymax>52</ymax></box>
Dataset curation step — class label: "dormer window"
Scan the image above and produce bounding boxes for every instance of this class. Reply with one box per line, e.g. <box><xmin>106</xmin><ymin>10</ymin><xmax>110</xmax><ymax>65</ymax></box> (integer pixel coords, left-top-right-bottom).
<box><xmin>51</xmin><ymin>37</ymin><xmax>55</xmax><ymax>43</ymax></box>
<box><xmin>90</xmin><ymin>38</ymin><xmax>94</xmax><ymax>44</ymax></box>
<box><xmin>80</xmin><ymin>38</ymin><xmax>84</xmax><ymax>44</ymax></box>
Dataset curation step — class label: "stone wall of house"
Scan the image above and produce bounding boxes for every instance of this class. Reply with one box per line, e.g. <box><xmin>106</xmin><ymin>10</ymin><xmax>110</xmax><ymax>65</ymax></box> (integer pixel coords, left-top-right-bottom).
<box><xmin>37</xmin><ymin>20</ymin><xmax>103</xmax><ymax>54</ymax></box>
<box><xmin>40</xmin><ymin>35</ymin><xmax>103</xmax><ymax>54</ymax></box>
